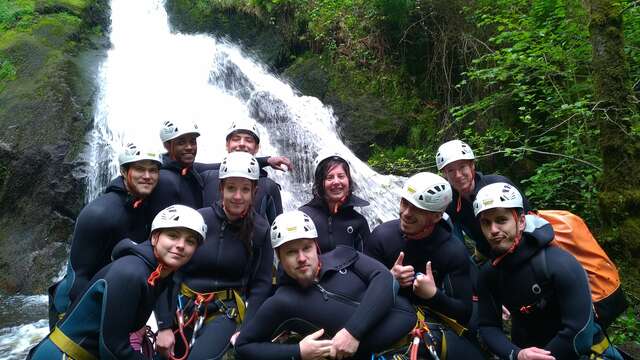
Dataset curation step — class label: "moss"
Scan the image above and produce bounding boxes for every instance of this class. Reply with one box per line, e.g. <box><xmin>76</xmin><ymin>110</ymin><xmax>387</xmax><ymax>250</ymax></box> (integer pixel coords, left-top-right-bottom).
<box><xmin>35</xmin><ymin>0</ymin><xmax>91</xmax><ymax>17</ymax></box>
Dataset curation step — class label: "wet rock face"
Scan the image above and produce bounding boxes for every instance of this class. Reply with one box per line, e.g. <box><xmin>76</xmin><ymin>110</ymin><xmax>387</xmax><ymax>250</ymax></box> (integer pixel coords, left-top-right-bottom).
<box><xmin>165</xmin><ymin>0</ymin><xmax>291</xmax><ymax>70</ymax></box>
<box><xmin>0</xmin><ymin>0</ymin><xmax>109</xmax><ymax>294</ymax></box>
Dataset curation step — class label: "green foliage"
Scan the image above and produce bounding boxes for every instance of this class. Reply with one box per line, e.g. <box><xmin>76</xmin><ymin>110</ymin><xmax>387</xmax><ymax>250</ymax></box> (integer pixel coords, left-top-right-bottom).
<box><xmin>0</xmin><ymin>58</ymin><xmax>17</xmax><ymax>93</ymax></box>
<box><xmin>0</xmin><ymin>1</ymin><xmax>35</xmax><ymax>31</ymax></box>
<box><xmin>450</xmin><ymin>0</ymin><xmax>605</xmax><ymax>224</ymax></box>
<box><xmin>609</xmin><ymin>307</ymin><xmax>640</xmax><ymax>345</ymax></box>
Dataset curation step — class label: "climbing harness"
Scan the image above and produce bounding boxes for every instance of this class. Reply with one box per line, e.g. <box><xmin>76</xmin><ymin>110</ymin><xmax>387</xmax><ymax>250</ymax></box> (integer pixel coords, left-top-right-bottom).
<box><xmin>169</xmin><ymin>285</ymin><xmax>245</xmax><ymax>360</ymax></box>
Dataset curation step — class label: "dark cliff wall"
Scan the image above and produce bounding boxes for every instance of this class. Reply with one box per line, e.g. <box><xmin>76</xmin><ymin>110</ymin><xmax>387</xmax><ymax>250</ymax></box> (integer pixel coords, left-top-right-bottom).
<box><xmin>0</xmin><ymin>0</ymin><xmax>110</xmax><ymax>294</ymax></box>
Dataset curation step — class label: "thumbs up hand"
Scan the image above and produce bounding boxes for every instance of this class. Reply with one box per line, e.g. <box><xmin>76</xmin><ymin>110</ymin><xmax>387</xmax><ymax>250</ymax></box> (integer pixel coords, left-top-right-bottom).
<box><xmin>413</xmin><ymin>261</ymin><xmax>437</xmax><ymax>300</ymax></box>
<box><xmin>391</xmin><ymin>252</ymin><xmax>415</xmax><ymax>288</ymax></box>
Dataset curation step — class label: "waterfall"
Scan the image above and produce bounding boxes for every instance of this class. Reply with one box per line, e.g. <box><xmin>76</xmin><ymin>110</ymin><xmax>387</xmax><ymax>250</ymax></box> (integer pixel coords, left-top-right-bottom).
<box><xmin>0</xmin><ymin>0</ymin><xmax>404</xmax><ymax>357</ymax></box>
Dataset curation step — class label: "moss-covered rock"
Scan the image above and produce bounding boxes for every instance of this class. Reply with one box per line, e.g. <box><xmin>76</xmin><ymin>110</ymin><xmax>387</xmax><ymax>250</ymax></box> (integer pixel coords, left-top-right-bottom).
<box><xmin>164</xmin><ymin>0</ymin><xmax>292</xmax><ymax>69</ymax></box>
<box><xmin>282</xmin><ymin>55</ymin><xmax>408</xmax><ymax>159</ymax></box>
<box><xmin>0</xmin><ymin>0</ymin><xmax>109</xmax><ymax>294</ymax></box>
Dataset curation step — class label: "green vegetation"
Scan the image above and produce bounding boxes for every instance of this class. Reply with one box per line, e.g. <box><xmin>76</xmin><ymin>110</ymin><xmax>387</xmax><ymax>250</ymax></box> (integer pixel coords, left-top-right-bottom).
<box><xmin>166</xmin><ymin>0</ymin><xmax>639</xmax><ymax>346</ymax></box>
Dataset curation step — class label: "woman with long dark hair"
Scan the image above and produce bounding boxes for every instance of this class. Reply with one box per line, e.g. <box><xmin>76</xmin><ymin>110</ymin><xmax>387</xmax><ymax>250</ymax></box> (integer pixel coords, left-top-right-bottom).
<box><xmin>300</xmin><ymin>151</ymin><xmax>370</xmax><ymax>253</ymax></box>
<box><xmin>155</xmin><ymin>151</ymin><xmax>273</xmax><ymax>360</ymax></box>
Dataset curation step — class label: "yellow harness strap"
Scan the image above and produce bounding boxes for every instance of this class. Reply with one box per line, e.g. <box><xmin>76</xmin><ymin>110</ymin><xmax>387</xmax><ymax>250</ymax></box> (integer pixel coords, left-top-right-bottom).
<box><xmin>50</xmin><ymin>327</ymin><xmax>97</xmax><ymax>360</ymax></box>
<box><xmin>441</xmin><ymin>330</ymin><xmax>448</xmax><ymax>359</ymax></box>
<box><xmin>590</xmin><ymin>336</ymin><xmax>611</xmax><ymax>356</ymax></box>
<box><xmin>416</xmin><ymin>306</ymin><xmax>467</xmax><ymax>336</ymax></box>
<box><xmin>179</xmin><ymin>284</ymin><xmax>246</xmax><ymax>324</ymax></box>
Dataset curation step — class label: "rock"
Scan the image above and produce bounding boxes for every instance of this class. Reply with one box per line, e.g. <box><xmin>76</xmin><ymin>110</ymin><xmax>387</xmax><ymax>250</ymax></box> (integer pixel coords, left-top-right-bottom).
<box><xmin>164</xmin><ymin>0</ymin><xmax>292</xmax><ymax>69</ymax></box>
<box><xmin>0</xmin><ymin>0</ymin><xmax>109</xmax><ymax>294</ymax></box>
<box><xmin>282</xmin><ymin>57</ymin><xmax>330</xmax><ymax>100</ymax></box>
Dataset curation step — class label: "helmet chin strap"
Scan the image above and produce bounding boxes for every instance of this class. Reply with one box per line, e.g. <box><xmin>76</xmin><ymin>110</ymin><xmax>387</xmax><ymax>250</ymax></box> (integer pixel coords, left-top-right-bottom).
<box><xmin>328</xmin><ymin>193</ymin><xmax>348</xmax><ymax>215</ymax></box>
<box><xmin>124</xmin><ymin>169</ymin><xmax>144</xmax><ymax>206</ymax></box>
<box><xmin>491</xmin><ymin>209</ymin><xmax>522</xmax><ymax>266</ymax></box>
<box><xmin>147</xmin><ymin>247</ymin><xmax>166</xmax><ymax>286</ymax></box>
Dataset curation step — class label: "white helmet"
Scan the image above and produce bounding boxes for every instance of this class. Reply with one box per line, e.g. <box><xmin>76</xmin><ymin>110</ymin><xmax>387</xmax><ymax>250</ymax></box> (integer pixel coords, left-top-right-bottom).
<box><xmin>151</xmin><ymin>205</ymin><xmax>207</xmax><ymax>243</ymax></box>
<box><xmin>314</xmin><ymin>150</ymin><xmax>349</xmax><ymax>169</ymax></box>
<box><xmin>159</xmin><ymin>119</ymin><xmax>201</xmax><ymax>143</ymax></box>
<box><xmin>118</xmin><ymin>143</ymin><xmax>162</xmax><ymax>167</ymax></box>
<box><xmin>435</xmin><ymin>140</ymin><xmax>475</xmax><ymax>170</ymax></box>
<box><xmin>219</xmin><ymin>151</ymin><xmax>260</xmax><ymax>180</ymax></box>
<box><xmin>401</xmin><ymin>172</ymin><xmax>452</xmax><ymax>212</ymax></box>
<box><xmin>271</xmin><ymin>211</ymin><xmax>318</xmax><ymax>249</ymax></box>
<box><xmin>473</xmin><ymin>182</ymin><xmax>523</xmax><ymax>217</ymax></box>
<box><xmin>225</xmin><ymin>118</ymin><xmax>260</xmax><ymax>143</ymax></box>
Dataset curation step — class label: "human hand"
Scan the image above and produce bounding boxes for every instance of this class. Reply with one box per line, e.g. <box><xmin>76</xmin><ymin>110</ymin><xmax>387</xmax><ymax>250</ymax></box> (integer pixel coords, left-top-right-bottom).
<box><xmin>502</xmin><ymin>305</ymin><xmax>511</xmax><ymax>321</ymax></box>
<box><xmin>390</xmin><ymin>252</ymin><xmax>415</xmax><ymax>287</ymax></box>
<box><xmin>331</xmin><ymin>328</ymin><xmax>359</xmax><ymax>359</ymax></box>
<box><xmin>517</xmin><ymin>347</ymin><xmax>555</xmax><ymax>360</ymax></box>
<box><xmin>413</xmin><ymin>261</ymin><xmax>437</xmax><ymax>299</ymax></box>
<box><xmin>299</xmin><ymin>328</ymin><xmax>334</xmax><ymax>360</ymax></box>
<box><xmin>155</xmin><ymin>328</ymin><xmax>175</xmax><ymax>358</ymax></box>
<box><xmin>267</xmin><ymin>156</ymin><xmax>292</xmax><ymax>172</ymax></box>
<box><xmin>230</xmin><ymin>331</ymin><xmax>240</xmax><ymax>346</ymax></box>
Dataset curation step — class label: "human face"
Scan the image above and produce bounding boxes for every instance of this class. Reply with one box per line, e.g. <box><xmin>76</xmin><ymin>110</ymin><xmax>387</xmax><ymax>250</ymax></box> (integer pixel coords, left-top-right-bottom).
<box><xmin>221</xmin><ymin>177</ymin><xmax>255</xmax><ymax>221</ymax></box>
<box><xmin>323</xmin><ymin>164</ymin><xmax>350</xmax><ymax>205</ymax></box>
<box><xmin>442</xmin><ymin>160</ymin><xmax>475</xmax><ymax>194</ymax></box>
<box><xmin>122</xmin><ymin>160</ymin><xmax>159</xmax><ymax>198</ymax></box>
<box><xmin>399</xmin><ymin>198</ymin><xmax>442</xmax><ymax>239</ymax></box>
<box><xmin>277</xmin><ymin>239</ymin><xmax>319</xmax><ymax>288</ymax></box>
<box><xmin>478</xmin><ymin>207</ymin><xmax>525</xmax><ymax>256</ymax></box>
<box><xmin>226</xmin><ymin>131</ymin><xmax>259</xmax><ymax>155</ymax></box>
<box><xmin>166</xmin><ymin>133</ymin><xmax>198</xmax><ymax>166</ymax></box>
<box><xmin>151</xmin><ymin>227</ymin><xmax>199</xmax><ymax>271</ymax></box>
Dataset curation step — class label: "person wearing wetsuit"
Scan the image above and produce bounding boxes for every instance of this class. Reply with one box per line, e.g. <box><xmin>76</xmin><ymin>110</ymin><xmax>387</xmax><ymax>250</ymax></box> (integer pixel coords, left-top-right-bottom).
<box><xmin>201</xmin><ymin>118</ymin><xmax>283</xmax><ymax>224</ymax></box>
<box><xmin>49</xmin><ymin>143</ymin><xmax>162</xmax><ymax>329</ymax></box>
<box><xmin>474</xmin><ymin>183</ymin><xmax>621</xmax><ymax>360</ymax></box>
<box><xmin>155</xmin><ymin>152</ymin><xmax>273</xmax><ymax>360</ymax></box>
<box><xmin>436</xmin><ymin>139</ymin><xmax>531</xmax><ymax>259</ymax></box>
<box><xmin>147</xmin><ymin>119</ymin><xmax>206</xmax><ymax>219</ymax></box>
<box><xmin>365</xmin><ymin>172</ymin><xmax>484</xmax><ymax>359</ymax></box>
<box><xmin>299</xmin><ymin>151</ymin><xmax>370</xmax><ymax>253</ymax></box>
<box><xmin>235</xmin><ymin>210</ymin><xmax>416</xmax><ymax>360</ymax></box>
<box><xmin>29</xmin><ymin>205</ymin><xmax>207</xmax><ymax>360</ymax></box>
<box><xmin>151</xmin><ymin>119</ymin><xmax>290</xmax><ymax>219</ymax></box>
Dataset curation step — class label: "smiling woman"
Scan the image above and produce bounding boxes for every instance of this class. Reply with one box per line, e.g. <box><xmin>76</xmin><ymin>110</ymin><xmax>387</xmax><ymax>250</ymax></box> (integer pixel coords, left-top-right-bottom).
<box><xmin>299</xmin><ymin>150</ymin><xmax>371</xmax><ymax>253</ymax></box>
<box><xmin>153</xmin><ymin>151</ymin><xmax>273</xmax><ymax>360</ymax></box>
<box><xmin>27</xmin><ymin>205</ymin><xmax>206</xmax><ymax>360</ymax></box>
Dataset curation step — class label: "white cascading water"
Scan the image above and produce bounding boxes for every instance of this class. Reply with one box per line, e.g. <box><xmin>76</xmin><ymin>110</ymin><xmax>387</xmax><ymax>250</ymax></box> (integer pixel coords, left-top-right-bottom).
<box><xmin>0</xmin><ymin>0</ymin><xmax>404</xmax><ymax>357</ymax></box>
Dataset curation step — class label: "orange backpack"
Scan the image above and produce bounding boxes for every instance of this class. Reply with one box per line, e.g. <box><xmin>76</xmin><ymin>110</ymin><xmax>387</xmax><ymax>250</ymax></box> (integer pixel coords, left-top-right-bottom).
<box><xmin>534</xmin><ymin>210</ymin><xmax>627</xmax><ymax>328</ymax></box>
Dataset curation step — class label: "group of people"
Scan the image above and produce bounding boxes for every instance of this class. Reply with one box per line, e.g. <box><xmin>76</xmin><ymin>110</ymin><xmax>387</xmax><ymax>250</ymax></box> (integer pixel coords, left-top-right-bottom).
<box><xmin>27</xmin><ymin>117</ymin><xmax>624</xmax><ymax>360</ymax></box>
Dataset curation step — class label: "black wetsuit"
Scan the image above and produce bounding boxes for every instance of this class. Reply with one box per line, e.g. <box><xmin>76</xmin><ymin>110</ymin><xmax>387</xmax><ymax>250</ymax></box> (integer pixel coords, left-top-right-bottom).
<box><xmin>366</xmin><ymin>219</ymin><xmax>485</xmax><ymax>359</ymax></box>
<box><xmin>235</xmin><ymin>246</ymin><xmax>417</xmax><ymax>360</ymax></box>
<box><xmin>446</xmin><ymin>172</ymin><xmax>530</xmax><ymax>258</ymax></box>
<box><xmin>299</xmin><ymin>195</ymin><xmax>370</xmax><ymax>253</ymax></box>
<box><xmin>155</xmin><ymin>203</ymin><xmax>273</xmax><ymax>359</ymax></box>
<box><xmin>50</xmin><ymin>176</ymin><xmax>152</xmax><ymax>324</ymax></box>
<box><xmin>30</xmin><ymin>240</ymin><xmax>173</xmax><ymax>360</ymax></box>
<box><xmin>365</xmin><ymin>219</ymin><xmax>472</xmax><ymax>325</ymax></box>
<box><xmin>477</xmin><ymin>216</ymin><xmax>609</xmax><ymax>360</ymax></box>
<box><xmin>147</xmin><ymin>154</ymin><xmax>205</xmax><ymax>218</ymax></box>
<box><xmin>201</xmin><ymin>168</ymin><xmax>283</xmax><ymax>224</ymax></box>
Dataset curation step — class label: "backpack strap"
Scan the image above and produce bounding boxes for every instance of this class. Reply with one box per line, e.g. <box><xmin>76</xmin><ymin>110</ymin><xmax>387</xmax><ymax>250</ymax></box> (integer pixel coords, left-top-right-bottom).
<box><xmin>519</xmin><ymin>248</ymin><xmax>554</xmax><ymax>315</ymax></box>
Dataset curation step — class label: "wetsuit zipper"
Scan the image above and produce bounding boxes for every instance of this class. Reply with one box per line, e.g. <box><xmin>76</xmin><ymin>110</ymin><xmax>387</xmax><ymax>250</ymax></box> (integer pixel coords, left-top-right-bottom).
<box><xmin>328</xmin><ymin>216</ymin><xmax>334</xmax><ymax>250</ymax></box>
<box><xmin>212</xmin><ymin>220</ymin><xmax>226</xmax><ymax>289</ymax></box>
<box><xmin>313</xmin><ymin>282</ymin><xmax>359</xmax><ymax>306</ymax></box>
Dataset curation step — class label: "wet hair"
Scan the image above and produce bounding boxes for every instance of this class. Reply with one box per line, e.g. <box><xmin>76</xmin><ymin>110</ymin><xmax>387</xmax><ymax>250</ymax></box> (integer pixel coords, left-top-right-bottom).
<box><xmin>219</xmin><ymin>178</ymin><xmax>257</xmax><ymax>255</ymax></box>
<box><xmin>312</xmin><ymin>158</ymin><xmax>355</xmax><ymax>201</ymax></box>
